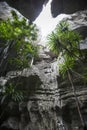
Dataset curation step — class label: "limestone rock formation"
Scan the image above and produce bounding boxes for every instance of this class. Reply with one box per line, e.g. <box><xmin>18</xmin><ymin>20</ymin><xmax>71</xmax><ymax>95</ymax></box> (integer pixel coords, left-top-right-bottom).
<box><xmin>0</xmin><ymin>2</ymin><xmax>29</xmax><ymax>76</ymax></box>
<box><xmin>0</xmin><ymin>5</ymin><xmax>62</xmax><ymax>129</ymax></box>
<box><xmin>0</xmin><ymin>0</ymin><xmax>48</xmax><ymax>21</ymax></box>
<box><xmin>0</xmin><ymin>0</ymin><xmax>87</xmax><ymax>21</ymax></box>
<box><xmin>0</xmin><ymin>1</ymin><xmax>87</xmax><ymax>130</ymax></box>
<box><xmin>65</xmin><ymin>10</ymin><xmax>87</xmax><ymax>38</ymax></box>
<box><xmin>57</xmin><ymin>10</ymin><xmax>87</xmax><ymax>130</ymax></box>
<box><xmin>51</xmin><ymin>0</ymin><xmax>87</xmax><ymax>17</ymax></box>
<box><xmin>0</xmin><ymin>1</ymin><xmax>24</xmax><ymax>20</ymax></box>
<box><xmin>0</xmin><ymin>60</ymin><xmax>61</xmax><ymax>130</ymax></box>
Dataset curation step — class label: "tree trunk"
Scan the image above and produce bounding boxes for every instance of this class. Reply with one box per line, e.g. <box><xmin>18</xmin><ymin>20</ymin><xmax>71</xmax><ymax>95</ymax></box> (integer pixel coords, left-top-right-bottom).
<box><xmin>67</xmin><ymin>69</ymin><xmax>85</xmax><ymax>128</ymax></box>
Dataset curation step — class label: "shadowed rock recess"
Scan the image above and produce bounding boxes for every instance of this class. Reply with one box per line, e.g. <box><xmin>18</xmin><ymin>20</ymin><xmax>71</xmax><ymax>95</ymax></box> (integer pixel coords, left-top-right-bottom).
<box><xmin>0</xmin><ymin>0</ymin><xmax>49</xmax><ymax>21</ymax></box>
<box><xmin>51</xmin><ymin>0</ymin><xmax>87</xmax><ymax>17</ymax></box>
<box><xmin>0</xmin><ymin>1</ymin><xmax>87</xmax><ymax>130</ymax></box>
<box><xmin>0</xmin><ymin>61</ymin><xmax>61</xmax><ymax>130</ymax></box>
<box><xmin>0</xmin><ymin>0</ymin><xmax>87</xmax><ymax>21</ymax></box>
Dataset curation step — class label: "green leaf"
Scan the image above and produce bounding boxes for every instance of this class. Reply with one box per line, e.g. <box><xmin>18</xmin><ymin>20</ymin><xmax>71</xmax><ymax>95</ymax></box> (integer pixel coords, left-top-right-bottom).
<box><xmin>0</xmin><ymin>11</ymin><xmax>39</xmax><ymax>70</ymax></box>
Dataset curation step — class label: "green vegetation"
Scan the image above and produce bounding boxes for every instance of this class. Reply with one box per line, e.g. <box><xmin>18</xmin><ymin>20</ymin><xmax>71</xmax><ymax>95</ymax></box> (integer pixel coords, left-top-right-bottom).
<box><xmin>0</xmin><ymin>10</ymin><xmax>39</xmax><ymax>117</ymax></box>
<box><xmin>0</xmin><ymin>82</ymin><xmax>24</xmax><ymax>120</ymax></box>
<box><xmin>0</xmin><ymin>83</ymin><xmax>24</xmax><ymax>103</ymax></box>
<box><xmin>0</xmin><ymin>11</ymin><xmax>39</xmax><ymax>70</ymax></box>
<box><xmin>47</xmin><ymin>21</ymin><xmax>87</xmax><ymax>127</ymax></box>
<box><xmin>47</xmin><ymin>21</ymin><xmax>87</xmax><ymax>80</ymax></box>
<box><xmin>0</xmin><ymin>11</ymin><xmax>40</xmax><ymax>120</ymax></box>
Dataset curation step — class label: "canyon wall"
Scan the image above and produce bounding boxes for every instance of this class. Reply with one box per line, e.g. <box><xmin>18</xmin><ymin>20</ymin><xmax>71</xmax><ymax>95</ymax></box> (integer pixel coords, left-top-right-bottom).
<box><xmin>0</xmin><ymin>1</ymin><xmax>87</xmax><ymax>130</ymax></box>
<box><xmin>0</xmin><ymin>0</ymin><xmax>87</xmax><ymax>21</ymax></box>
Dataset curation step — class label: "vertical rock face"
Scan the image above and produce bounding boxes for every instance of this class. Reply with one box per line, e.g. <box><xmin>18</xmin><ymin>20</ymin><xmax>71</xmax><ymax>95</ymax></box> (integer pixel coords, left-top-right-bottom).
<box><xmin>58</xmin><ymin>67</ymin><xmax>87</xmax><ymax>130</ymax></box>
<box><xmin>1</xmin><ymin>0</ymin><xmax>87</xmax><ymax>21</ymax></box>
<box><xmin>0</xmin><ymin>60</ymin><xmax>63</xmax><ymax>130</ymax></box>
<box><xmin>0</xmin><ymin>2</ymin><xmax>87</xmax><ymax>130</ymax></box>
<box><xmin>0</xmin><ymin>0</ymin><xmax>48</xmax><ymax>21</ymax></box>
<box><xmin>0</xmin><ymin>3</ymin><xmax>63</xmax><ymax>129</ymax></box>
<box><xmin>51</xmin><ymin>0</ymin><xmax>87</xmax><ymax>17</ymax></box>
<box><xmin>57</xmin><ymin>10</ymin><xmax>87</xmax><ymax>130</ymax></box>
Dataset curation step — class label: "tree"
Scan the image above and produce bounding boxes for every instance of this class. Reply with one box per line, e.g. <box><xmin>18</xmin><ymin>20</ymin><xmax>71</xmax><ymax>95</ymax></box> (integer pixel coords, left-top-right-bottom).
<box><xmin>0</xmin><ymin>10</ymin><xmax>39</xmax><ymax>74</ymax></box>
<box><xmin>0</xmin><ymin>11</ymin><xmax>39</xmax><ymax>122</ymax></box>
<box><xmin>47</xmin><ymin>21</ymin><xmax>87</xmax><ymax>128</ymax></box>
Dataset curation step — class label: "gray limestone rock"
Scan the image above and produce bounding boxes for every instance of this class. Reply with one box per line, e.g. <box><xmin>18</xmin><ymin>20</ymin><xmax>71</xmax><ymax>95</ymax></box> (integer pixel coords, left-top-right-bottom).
<box><xmin>51</xmin><ymin>0</ymin><xmax>87</xmax><ymax>17</ymax></box>
<box><xmin>0</xmin><ymin>59</ymin><xmax>61</xmax><ymax>130</ymax></box>
<box><xmin>0</xmin><ymin>0</ymin><xmax>48</xmax><ymax>21</ymax></box>
<box><xmin>0</xmin><ymin>2</ymin><xmax>87</xmax><ymax>130</ymax></box>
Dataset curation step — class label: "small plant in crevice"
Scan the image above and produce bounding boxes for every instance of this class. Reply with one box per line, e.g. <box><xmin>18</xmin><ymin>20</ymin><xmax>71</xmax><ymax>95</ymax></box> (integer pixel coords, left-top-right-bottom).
<box><xmin>0</xmin><ymin>10</ymin><xmax>39</xmax><ymax>71</ymax></box>
<box><xmin>0</xmin><ymin>82</ymin><xmax>24</xmax><ymax>121</ymax></box>
<box><xmin>0</xmin><ymin>83</ymin><xmax>24</xmax><ymax>103</ymax></box>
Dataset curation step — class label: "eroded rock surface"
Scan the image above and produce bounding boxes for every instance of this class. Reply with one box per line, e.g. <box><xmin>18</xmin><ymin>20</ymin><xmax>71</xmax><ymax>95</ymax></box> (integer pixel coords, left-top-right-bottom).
<box><xmin>51</xmin><ymin>0</ymin><xmax>87</xmax><ymax>17</ymax></box>
<box><xmin>0</xmin><ymin>0</ymin><xmax>48</xmax><ymax>21</ymax></box>
<box><xmin>0</xmin><ymin>60</ymin><xmax>62</xmax><ymax>130</ymax></box>
<box><xmin>0</xmin><ymin>0</ymin><xmax>87</xmax><ymax>21</ymax></box>
<box><xmin>0</xmin><ymin>2</ymin><xmax>87</xmax><ymax>130</ymax></box>
<box><xmin>57</xmin><ymin>10</ymin><xmax>87</xmax><ymax>130</ymax></box>
<box><xmin>0</xmin><ymin>2</ymin><xmax>24</xmax><ymax>20</ymax></box>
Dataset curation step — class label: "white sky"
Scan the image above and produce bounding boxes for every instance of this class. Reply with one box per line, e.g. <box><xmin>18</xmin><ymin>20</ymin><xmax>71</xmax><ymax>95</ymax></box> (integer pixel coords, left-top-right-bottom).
<box><xmin>34</xmin><ymin>0</ymin><xmax>69</xmax><ymax>41</ymax></box>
